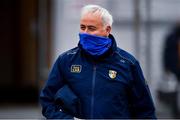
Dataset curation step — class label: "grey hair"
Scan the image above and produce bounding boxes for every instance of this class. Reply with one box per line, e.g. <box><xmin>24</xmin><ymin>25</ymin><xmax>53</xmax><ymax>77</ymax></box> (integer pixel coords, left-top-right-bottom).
<box><xmin>81</xmin><ymin>4</ymin><xmax>113</xmax><ymax>27</ymax></box>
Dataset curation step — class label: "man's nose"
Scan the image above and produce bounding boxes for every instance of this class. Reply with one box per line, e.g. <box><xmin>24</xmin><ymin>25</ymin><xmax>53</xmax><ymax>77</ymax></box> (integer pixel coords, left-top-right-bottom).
<box><xmin>83</xmin><ymin>28</ymin><xmax>89</xmax><ymax>34</ymax></box>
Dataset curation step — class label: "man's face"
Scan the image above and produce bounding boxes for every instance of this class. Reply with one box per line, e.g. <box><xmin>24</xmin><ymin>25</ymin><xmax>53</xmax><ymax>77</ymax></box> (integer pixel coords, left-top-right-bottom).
<box><xmin>80</xmin><ymin>13</ymin><xmax>111</xmax><ymax>37</ymax></box>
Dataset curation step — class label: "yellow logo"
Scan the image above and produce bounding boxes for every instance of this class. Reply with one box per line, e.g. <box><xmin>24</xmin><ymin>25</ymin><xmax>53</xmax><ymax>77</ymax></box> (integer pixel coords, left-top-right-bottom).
<box><xmin>71</xmin><ymin>65</ymin><xmax>81</xmax><ymax>73</ymax></box>
<box><xmin>109</xmin><ymin>70</ymin><xmax>117</xmax><ymax>79</ymax></box>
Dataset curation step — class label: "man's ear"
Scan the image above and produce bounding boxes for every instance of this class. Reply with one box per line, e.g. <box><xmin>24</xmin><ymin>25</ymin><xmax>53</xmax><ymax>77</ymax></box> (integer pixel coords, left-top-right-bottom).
<box><xmin>106</xmin><ymin>26</ymin><xmax>111</xmax><ymax>35</ymax></box>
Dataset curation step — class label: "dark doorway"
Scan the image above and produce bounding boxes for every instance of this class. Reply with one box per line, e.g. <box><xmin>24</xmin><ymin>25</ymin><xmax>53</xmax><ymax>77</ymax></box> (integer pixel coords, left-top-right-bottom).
<box><xmin>0</xmin><ymin>0</ymin><xmax>39</xmax><ymax>103</ymax></box>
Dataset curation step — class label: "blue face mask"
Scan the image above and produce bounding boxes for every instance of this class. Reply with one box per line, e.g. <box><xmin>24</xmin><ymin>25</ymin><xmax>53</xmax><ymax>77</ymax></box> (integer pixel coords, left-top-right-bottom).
<box><xmin>79</xmin><ymin>33</ymin><xmax>112</xmax><ymax>56</ymax></box>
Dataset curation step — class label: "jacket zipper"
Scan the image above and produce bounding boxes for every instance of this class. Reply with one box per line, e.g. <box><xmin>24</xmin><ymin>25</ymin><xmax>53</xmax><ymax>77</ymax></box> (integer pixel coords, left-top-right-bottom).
<box><xmin>90</xmin><ymin>65</ymin><xmax>96</xmax><ymax>118</ymax></box>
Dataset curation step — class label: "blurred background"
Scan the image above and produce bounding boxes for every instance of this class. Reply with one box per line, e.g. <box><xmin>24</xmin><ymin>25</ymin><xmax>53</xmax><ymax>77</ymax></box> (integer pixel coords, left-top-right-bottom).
<box><xmin>1</xmin><ymin>0</ymin><xmax>180</xmax><ymax>119</ymax></box>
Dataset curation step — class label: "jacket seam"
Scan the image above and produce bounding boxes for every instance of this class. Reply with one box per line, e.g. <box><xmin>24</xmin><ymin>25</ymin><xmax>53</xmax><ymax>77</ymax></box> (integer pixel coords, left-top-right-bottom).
<box><xmin>115</xmin><ymin>51</ymin><xmax>136</xmax><ymax>65</ymax></box>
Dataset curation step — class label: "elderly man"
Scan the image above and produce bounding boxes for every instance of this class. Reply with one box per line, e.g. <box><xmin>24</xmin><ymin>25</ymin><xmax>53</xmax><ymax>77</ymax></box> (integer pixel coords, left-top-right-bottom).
<box><xmin>40</xmin><ymin>4</ymin><xmax>156</xmax><ymax>119</ymax></box>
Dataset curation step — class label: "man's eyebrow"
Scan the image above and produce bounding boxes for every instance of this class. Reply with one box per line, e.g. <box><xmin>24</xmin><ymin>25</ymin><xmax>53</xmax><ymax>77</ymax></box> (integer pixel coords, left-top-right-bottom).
<box><xmin>87</xmin><ymin>25</ymin><xmax>96</xmax><ymax>28</ymax></box>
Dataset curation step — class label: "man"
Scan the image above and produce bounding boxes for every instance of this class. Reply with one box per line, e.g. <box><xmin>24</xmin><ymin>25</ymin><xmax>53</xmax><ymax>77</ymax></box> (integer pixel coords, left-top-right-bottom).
<box><xmin>163</xmin><ymin>22</ymin><xmax>180</xmax><ymax>82</ymax></box>
<box><xmin>162</xmin><ymin>22</ymin><xmax>180</xmax><ymax>118</ymax></box>
<box><xmin>40</xmin><ymin>4</ymin><xmax>156</xmax><ymax>119</ymax></box>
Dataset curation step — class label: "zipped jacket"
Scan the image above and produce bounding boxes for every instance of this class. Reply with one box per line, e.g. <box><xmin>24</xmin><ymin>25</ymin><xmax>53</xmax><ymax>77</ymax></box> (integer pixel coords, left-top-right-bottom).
<box><xmin>39</xmin><ymin>34</ymin><xmax>156</xmax><ymax>119</ymax></box>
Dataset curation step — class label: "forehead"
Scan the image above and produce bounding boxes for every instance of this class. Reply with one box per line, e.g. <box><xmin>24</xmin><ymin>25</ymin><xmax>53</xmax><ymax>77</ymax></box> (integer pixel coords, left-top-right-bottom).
<box><xmin>80</xmin><ymin>13</ymin><xmax>103</xmax><ymax>26</ymax></box>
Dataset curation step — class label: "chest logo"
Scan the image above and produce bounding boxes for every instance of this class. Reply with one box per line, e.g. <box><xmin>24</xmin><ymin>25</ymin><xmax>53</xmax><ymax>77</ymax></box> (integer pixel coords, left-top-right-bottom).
<box><xmin>71</xmin><ymin>65</ymin><xmax>82</xmax><ymax>73</ymax></box>
<box><xmin>109</xmin><ymin>70</ymin><xmax>117</xmax><ymax>79</ymax></box>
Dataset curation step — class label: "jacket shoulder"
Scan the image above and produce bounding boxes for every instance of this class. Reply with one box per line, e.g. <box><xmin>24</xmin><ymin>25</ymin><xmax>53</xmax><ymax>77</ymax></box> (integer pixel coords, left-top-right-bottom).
<box><xmin>56</xmin><ymin>47</ymin><xmax>79</xmax><ymax>62</ymax></box>
<box><xmin>59</xmin><ymin>47</ymin><xmax>79</xmax><ymax>57</ymax></box>
<box><xmin>115</xmin><ymin>47</ymin><xmax>137</xmax><ymax>65</ymax></box>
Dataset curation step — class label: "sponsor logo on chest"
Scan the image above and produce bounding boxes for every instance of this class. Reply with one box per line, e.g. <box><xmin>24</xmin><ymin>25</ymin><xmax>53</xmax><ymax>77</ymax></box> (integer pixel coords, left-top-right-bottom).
<box><xmin>71</xmin><ymin>65</ymin><xmax>82</xmax><ymax>73</ymax></box>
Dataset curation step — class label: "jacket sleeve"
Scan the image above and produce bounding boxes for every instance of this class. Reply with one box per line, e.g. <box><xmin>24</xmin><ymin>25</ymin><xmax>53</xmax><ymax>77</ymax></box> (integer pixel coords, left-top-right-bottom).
<box><xmin>39</xmin><ymin>56</ymin><xmax>73</xmax><ymax>119</ymax></box>
<box><xmin>129</xmin><ymin>61</ymin><xmax>156</xmax><ymax>119</ymax></box>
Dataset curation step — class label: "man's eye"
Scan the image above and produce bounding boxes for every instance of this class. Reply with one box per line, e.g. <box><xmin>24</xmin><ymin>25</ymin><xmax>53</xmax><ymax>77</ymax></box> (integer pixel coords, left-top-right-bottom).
<box><xmin>80</xmin><ymin>26</ymin><xmax>85</xmax><ymax>30</ymax></box>
<box><xmin>88</xmin><ymin>27</ymin><xmax>96</xmax><ymax>31</ymax></box>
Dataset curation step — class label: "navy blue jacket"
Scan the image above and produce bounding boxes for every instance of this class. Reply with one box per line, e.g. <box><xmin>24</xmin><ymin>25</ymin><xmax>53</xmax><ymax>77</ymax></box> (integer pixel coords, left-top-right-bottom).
<box><xmin>40</xmin><ymin>34</ymin><xmax>156</xmax><ymax>119</ymax></box>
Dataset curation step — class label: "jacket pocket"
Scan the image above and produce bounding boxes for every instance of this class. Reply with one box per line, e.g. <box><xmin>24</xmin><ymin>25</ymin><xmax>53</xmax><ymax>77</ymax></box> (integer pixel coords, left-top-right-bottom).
<box><xmin>54</xmin><ymin>85</ymin><xmax>81</xmax><ymax>116</ymax></box>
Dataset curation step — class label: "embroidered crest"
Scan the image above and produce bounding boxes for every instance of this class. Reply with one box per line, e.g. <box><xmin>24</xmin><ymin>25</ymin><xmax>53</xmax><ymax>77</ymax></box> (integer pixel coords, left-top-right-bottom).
<box><xmin>71</xmin><ymin>65</ymin><xmax>82</xmax><ymax>73</ymax></box>
<box><xmin>109</xmin><ymin>70</ymin><xmax>117</xmax><ymax>79</ymax></box>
